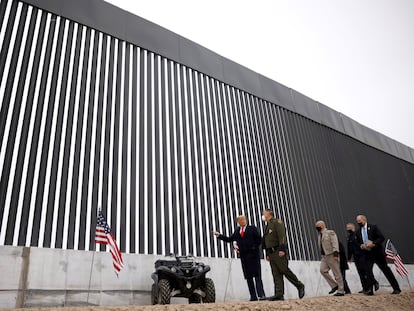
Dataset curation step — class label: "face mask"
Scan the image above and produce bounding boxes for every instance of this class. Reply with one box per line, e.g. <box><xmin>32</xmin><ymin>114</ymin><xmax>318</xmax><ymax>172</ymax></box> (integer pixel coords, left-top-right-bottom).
<box><xmin>261</xmin><ymin>215</ymin><xmax>266</xmax><ymax>222</ymax></box>
<box><xmin>316</xmin><ymin>227</ymin><xmax>322</xmax><ymax>232</ymax></box>
<box><xmin>357</xmin><ymin>222</ymin><xmax>364</xmax><ymax>227</ymax></box>
<box><xmin>347</xmin><ymin>229</ymin><xmax>353</xmax><ymax>234</ymax></box>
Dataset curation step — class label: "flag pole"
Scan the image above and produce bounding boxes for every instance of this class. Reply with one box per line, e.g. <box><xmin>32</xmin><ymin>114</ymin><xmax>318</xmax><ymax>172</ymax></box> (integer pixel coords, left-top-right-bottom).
<box><xmin>87</xmin><ymin>206</ymin><xmax>100</xmax><ymax>305</ymax></box>
<box><xmin>86</xmin><ymin>249</ymin><xmax>96</xmax><ymax>305</ymax></box>
<box><xmin>223</xmin><ymin>255</ymin><xmax>233</xmax><ymax>302</ymax></box>
<box><xmin>407</xmin><ymin>275</ymin><xmax>412</xmax><ymax>291</ymax></box>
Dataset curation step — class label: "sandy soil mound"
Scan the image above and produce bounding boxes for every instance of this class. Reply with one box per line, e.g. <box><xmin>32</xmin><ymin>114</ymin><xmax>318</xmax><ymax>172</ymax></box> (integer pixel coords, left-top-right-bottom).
<box><xmin>6</xmin><ymin>291</ymin><xmax>414</xmax><ymax>311</ymax></box>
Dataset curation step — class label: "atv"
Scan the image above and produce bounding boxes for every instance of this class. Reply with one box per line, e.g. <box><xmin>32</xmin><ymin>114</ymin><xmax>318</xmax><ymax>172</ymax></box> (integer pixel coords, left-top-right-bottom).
<box><xmin>150</xmin><ymin>254</ymin><xmax>215</xmax><ymax>305</ymax></box>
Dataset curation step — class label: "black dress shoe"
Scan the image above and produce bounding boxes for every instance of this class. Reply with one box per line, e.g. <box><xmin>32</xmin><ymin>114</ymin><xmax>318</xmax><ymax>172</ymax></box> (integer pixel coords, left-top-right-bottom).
<box><xmin>268</xmin><ymin>296</ymin><xmax>284</xmax><ymax>301</ymax></box>
<box><xmin>298</xmin><ymin>285</ymin><xmax>305</xmax><ymax>299</ymax></box>
<box><xmin>358</xmin><ymin>290</ymin><xmax>364</xmax><ymax>293</ymax></box>
<box><xmin>329</xmin><ymin>286</ymin><xmax>338</xmax><ymax>294</ymax></box>
<box><xmin>249</xmin><ymin>298</ymin><xmax>258</xmax><ymax>301</ymax></box>
<box><xmin>258</xmin><ymin>296</ymin><xmax>267</xmax><ymax>301</ymax></box>
<box><xmin>345</xmin><ymin>291</ymin><xmax>351</xmax><ymax>295</ymax></box>
<box><xmin>374</xmin><ymin>282</ymin><xmax>379</xmax><ymax>291</ymax></box>
<box><xmin>364</xmin><ymin>290</ymin><xmax>374</xmax><ymax>296</ymax></box>
<box><xmin>333</xmin><ymin>292</ymin><xmax>345</xmax><ymax>296</ymax></box>
<box><xmin>391</xmin><ymin>290</ymin><xmax>401</xmax><ymax>295</ymax></box>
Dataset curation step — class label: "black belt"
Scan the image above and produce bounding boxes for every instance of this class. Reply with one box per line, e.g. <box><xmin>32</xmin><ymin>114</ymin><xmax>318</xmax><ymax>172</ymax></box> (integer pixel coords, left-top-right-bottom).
<box><xmin>266</xmin><ymin>247</ymin><xmax>278</xmax><ymax>254</ymax></box>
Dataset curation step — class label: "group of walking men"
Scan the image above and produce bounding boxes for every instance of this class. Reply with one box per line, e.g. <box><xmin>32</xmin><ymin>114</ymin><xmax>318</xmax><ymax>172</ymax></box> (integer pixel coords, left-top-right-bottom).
<box><xmin>213</xmin><ymin>210</ymin><xmax>401</xmax><ymax>301</ymax></box>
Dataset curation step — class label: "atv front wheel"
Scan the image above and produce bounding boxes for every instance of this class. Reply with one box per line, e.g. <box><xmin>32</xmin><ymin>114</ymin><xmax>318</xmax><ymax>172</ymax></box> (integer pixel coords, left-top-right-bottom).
<box><xmin>188</xmin><ymin>294</ymin><xmax>201</xmax><ymax>304</ymax></box>
<box><xmin>151</xmin><ymin>284</ymin><xmax>158</xmax><ymax>305</ymax></box>
<box><xmin>157</xmin><ymin>279</ymin><xmax>171</xmax><ymax>305</ymax></box>
<box><xmin>202</xmin><ymin>278</ymin><xmax>215</xmax><ymax>303</ymax></box>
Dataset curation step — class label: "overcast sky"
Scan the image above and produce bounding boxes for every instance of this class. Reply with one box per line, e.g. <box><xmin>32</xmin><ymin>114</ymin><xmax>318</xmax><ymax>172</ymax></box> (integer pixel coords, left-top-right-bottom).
<box><xmin>106</xmin><ymin>0</ymin><xmax>414</xmax><ymax>149</ymax></box>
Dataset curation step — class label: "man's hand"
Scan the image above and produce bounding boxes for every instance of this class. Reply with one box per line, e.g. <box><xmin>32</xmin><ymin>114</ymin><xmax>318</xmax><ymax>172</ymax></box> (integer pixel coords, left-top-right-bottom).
<box><xmin>233</xmin><ymin>241</ymin><xmax>239</xmax><ymax>253</ymax></box>
<box><xmin>266</xmin><ymin>256</ymin><xmax>270</xmax><ymax>261</ymax></box>
<box><xmin>278</xmin><ymin>251</ymin><xmax>285</xmax><ymax>257</ymax></box>
<box><xmin>213</xmin><ymin>231</ymin><xmax>220</xmax><ymax>237</ymax></box>
<box><xmin>333</xmin><ymin>256</ymin><xmax>339</xmax><ymax>262</ymax></box>
<box><xmin>367</xmin><ymin>241</ymin><xmax>375</xmax><ymax>249</ymax></box>
<box><xmin>361</xmin><ymin>244</ymin><xmax>367</xmax><ymax>250</ymax></box>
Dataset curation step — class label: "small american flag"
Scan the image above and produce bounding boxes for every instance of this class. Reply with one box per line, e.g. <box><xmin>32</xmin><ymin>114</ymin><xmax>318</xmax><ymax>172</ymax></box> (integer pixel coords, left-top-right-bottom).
<box><xmin>385</xmin><ymin>239</ymin><xmax>408</xmax><ymax>278</ymax></box>
<box><xmin>95</xmin><ymin>210</ymin><xmax>124</xmax><ymax>276</ymax></box>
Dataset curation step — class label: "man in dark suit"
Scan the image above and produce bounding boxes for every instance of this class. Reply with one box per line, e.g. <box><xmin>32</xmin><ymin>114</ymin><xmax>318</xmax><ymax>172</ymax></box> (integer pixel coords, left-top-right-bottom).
<box><xmin>214</xmin><ymin>215</ymin><xmax>266</xmax><ymax>301</ymax></box>
<box><xmin>338</xmin><ymin>241</ymin><xmax>351</xmax><ymax>294</ymax></box>
<box><xmin>355</xmin><ymin>215</ymin><xmax>401</xmax><ymax>295</ymax></box>
<box><xmin>262</xmin><ymin>209</ymin><xmax>305</xmax><ymax>301</ymax></box>
<box><xmin>346</xmin><ymin>223</ymin><xmax>379</xmax><ymax>293</ymax></box>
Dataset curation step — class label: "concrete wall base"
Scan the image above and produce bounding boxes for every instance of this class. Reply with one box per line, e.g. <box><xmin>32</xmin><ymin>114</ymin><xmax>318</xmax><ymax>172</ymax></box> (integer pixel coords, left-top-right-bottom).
<box><xmin>1</xmin><ymin>246</ymin><xmax>412</xmax><ymax>307</ymax></box>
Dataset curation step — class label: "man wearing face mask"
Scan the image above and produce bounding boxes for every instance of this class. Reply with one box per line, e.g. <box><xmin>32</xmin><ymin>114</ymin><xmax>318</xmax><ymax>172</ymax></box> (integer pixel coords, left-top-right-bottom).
<box><xmin>315</xmin><ymin>220</ymin><xmax>345</xmax><ymax>296</ymax></box>
<box><xmin>262</xmin><ymin>209</ymin><xmax>305</xmax><ymax>301</ymax></box>
<box><xmin>355</xmin><ymin>215</ymin><xmax>401</xmax><ymax>295</ymax></box>
<box><xmin>346</xmin><ymin>223</ymin><xmax>379</xmax><ymax>293</ymax></box>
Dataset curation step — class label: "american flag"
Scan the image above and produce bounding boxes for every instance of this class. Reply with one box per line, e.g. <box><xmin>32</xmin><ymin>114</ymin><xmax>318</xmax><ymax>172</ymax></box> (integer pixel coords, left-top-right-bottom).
<box><xmin>385</xmin><ymin>239</ymin><xmax>408</xmax><ymax>278</ymax></box>
<box><xmin>95</xmin><ymin>211</ymin><xmax>124</xmax><ymax>276</ymax></box>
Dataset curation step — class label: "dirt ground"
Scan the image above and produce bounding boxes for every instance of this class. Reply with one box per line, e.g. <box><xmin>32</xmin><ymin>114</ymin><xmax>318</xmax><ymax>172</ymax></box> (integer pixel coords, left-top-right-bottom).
<box><xmin>5</xmin><ymin>291</ymin><xmax>414</xmax><ymax>311</ymax></box>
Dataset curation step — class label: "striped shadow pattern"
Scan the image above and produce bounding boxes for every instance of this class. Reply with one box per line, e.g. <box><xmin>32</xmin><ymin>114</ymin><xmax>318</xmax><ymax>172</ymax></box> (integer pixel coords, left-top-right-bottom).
<box><xmin>1</xmin><ymin>0</ymin><xmax>414</xmax><ymax>262</ymax></box>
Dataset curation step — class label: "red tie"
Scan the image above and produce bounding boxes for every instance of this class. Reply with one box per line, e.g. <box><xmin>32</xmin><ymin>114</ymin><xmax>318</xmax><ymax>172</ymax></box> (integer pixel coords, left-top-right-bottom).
<box><xmin>241</xmin><ymin>227</ymin><xmax>245</xmax><ymax>238</ymax></box>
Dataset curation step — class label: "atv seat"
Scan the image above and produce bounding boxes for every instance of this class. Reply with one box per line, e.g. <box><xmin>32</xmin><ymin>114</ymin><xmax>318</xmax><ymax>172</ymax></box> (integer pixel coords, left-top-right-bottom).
<box><xmin>154</xmin><ymin>259</ymin><xmax>178</xmax><ymax>268</ymax></box>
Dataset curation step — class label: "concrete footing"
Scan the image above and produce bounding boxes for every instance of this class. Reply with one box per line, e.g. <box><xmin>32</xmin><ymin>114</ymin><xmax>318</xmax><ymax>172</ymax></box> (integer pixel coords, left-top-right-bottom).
<box><xmin>1</xmin><ymin>245</ymin><xmax>412</xmax><ymax>308</ymax></box>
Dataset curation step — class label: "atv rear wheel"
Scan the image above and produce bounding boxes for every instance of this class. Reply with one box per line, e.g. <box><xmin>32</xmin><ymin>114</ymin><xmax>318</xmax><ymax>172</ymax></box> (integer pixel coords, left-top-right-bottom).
<box><xmin>202</xmin><ymin>278</ymin><xmax>215</xmax><ymax>303</ymax></box>
<box><xmin>157</xmin><ymin>279</ymin><xmax>171</xmax><ymax>305</ymax></box>
<box><xmin>151</xmin><ymin>284</ymin><xmax>158</xmax><ymax>305</ymax></box>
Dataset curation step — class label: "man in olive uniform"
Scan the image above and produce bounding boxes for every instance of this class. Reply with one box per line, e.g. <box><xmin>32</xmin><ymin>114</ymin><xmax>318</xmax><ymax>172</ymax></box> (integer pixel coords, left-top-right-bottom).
<box><xmin>262</xmin><ymin>209</ymin><xmax>305</xmax><ymax>301</ymax></box>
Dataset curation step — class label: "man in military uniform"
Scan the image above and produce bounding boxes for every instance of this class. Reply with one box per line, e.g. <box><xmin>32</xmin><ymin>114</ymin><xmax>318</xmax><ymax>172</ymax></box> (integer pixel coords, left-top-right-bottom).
<box><xmin>262</xmin><ymin>209</ymin><xmax>305</xmax><ymax>301</ymax></box>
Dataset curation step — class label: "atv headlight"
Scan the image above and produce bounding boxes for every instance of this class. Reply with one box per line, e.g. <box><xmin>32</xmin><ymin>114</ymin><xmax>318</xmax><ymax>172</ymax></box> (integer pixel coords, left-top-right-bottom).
<box><xmin>171</xmin><ymin>267</ymin><xmax>177</xmax><ymax>273</ymax></box>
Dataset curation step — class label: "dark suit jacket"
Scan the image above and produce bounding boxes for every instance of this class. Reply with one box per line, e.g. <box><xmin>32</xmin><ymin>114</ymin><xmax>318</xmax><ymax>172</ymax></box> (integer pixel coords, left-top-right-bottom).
<box><xmin>347</xmin><ymin>231</ymin><xmax>363</xmax><ymax>260</ymax></box>
<box><xmin>218</xmin><ymin>225</ymin><xmax>262</xmax><ymax>278</ymax></box>
<box><xmin>356</xmin><ymin>223</ymin><xmax>385</xmax><ymax>258</ymax></box>
<box><xmin>339</xmin><ymin>241</ymin><xmax>349</xmax><ymax>271</ymax></box>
